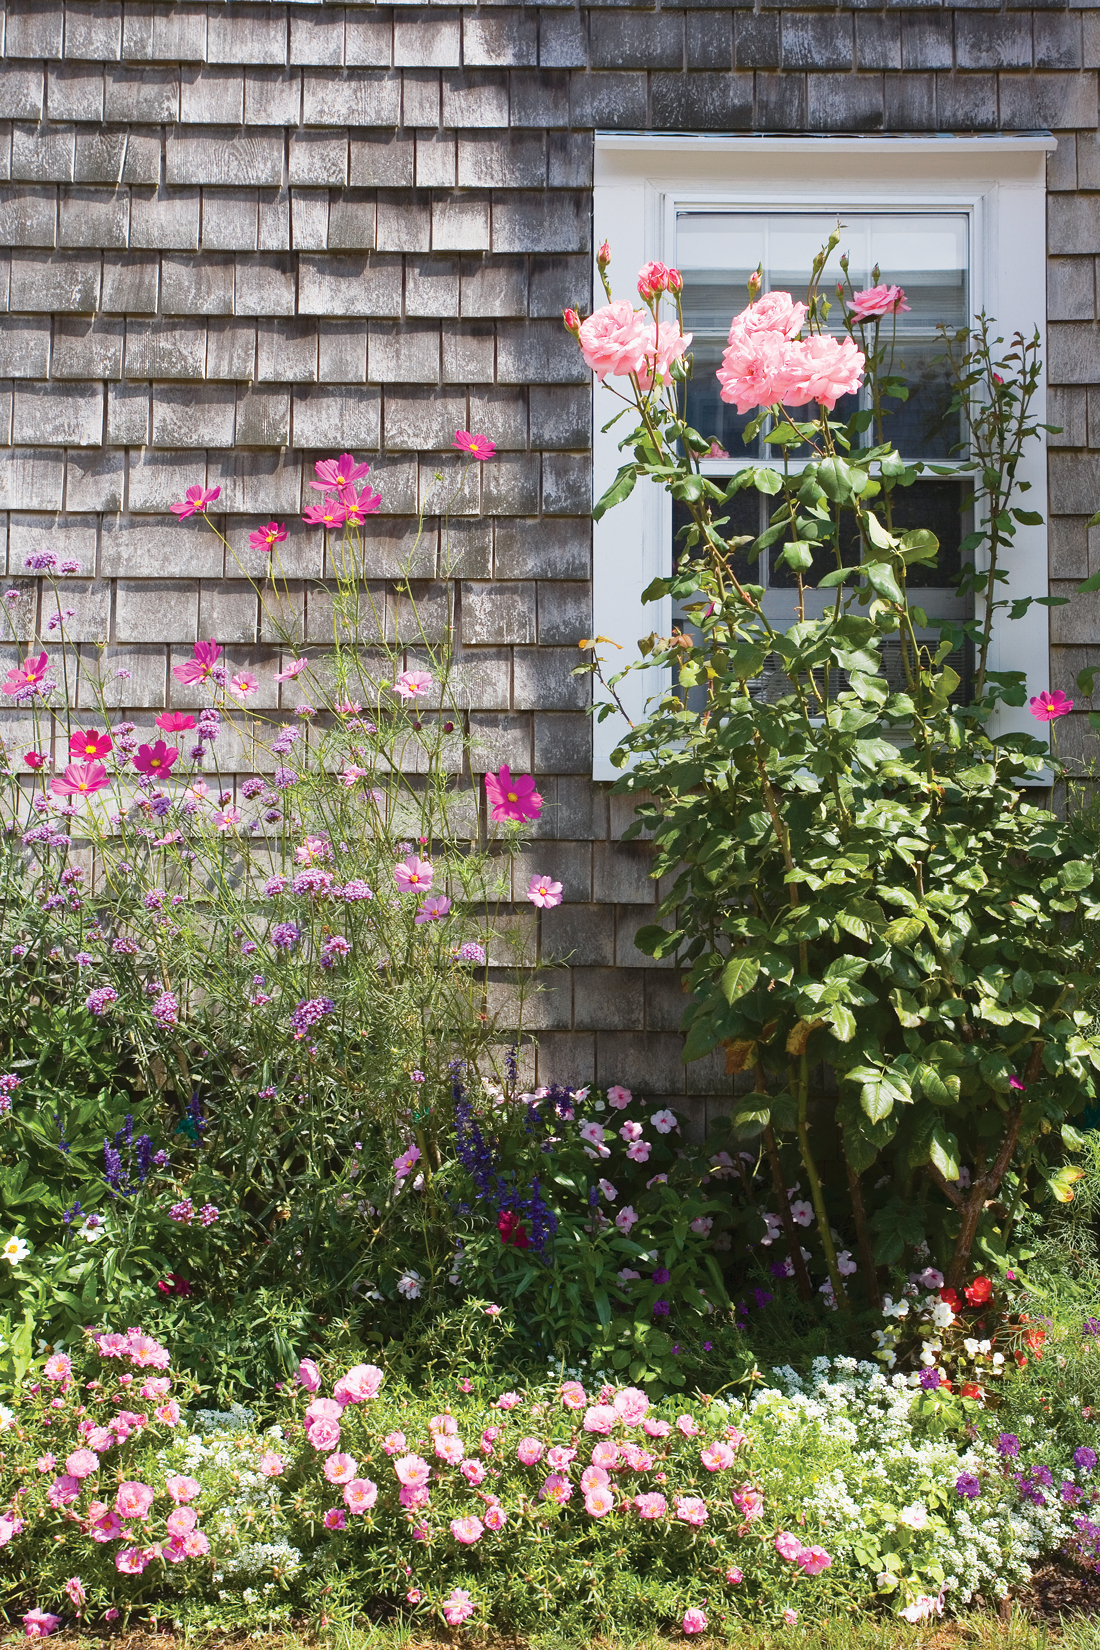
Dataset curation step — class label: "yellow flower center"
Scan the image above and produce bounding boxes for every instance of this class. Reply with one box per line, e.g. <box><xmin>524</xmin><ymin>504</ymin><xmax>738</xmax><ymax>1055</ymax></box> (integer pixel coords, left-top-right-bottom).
<box><xmin>507</xmin><ymin>791</ymin><xmax>518</xmax><ymax>802</ymax></box>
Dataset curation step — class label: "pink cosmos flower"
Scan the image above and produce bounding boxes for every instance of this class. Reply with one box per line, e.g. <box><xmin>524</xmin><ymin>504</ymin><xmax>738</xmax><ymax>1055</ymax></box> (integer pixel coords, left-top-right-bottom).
<box><xmin>583</xmin><ymin>1405</ymin><xmax>615</xmax><ymax>1435</ymax></box>
<box><xmin>307</xmin><ymin>1418</ymin><xmax>341</xmax><ymax>1451</ymax></box>
<box><xmin>634</xmin><ymin>1492</ymin><xmax>667</xmax><ymax>1520</ymax></box>
<box><xmin>682</xmin><ymin>1609</ymin><xmax>708</xmax><ymax>1636</ymax></box>
<box><xmin>394</xmin><ymin>1146</ymin><xmax>421</xmax><ymax>1183</ymax></box>
<box><xmin>165</xmin><ymin>1506</ymin><xmax>197</xmax><ymax>1537</ymax></box>
<box><xmin>249</xmin><ymin>521</ymin><xmax>287</xmax><ymax>551</ymax></box>
<box><xmin>156</xmin><ymin>712</ymin><xmax>197</xmax><ymax>734</ymax></box>
<box><xmin>22</xmin><ymin>1612</ymin><xmax>62</xmax><ymax>1638</ymax></box>
<box><xmin>311</xmin><ymin>453</ymin><xmax>370</xmax><ymax>492</ymax></box>
<box><xmin>700</xmin><ymin>1440</ymin><xmax>736</xmax><ymax>1472</ymax></box>
<box><xmin>393</xmin><ymin>1453</ymin><xmax>431</xmax><ymax>1488</ymax></box>
<box><xmin>274</xmin><ymin>657</ymin><xmax>310</xmax><ymax>682</ymax></box>
<box><xmin>442</xmin><ymin>1589</ymin><xmax>476</xmax><ymax>1626</ymax></box>
<box><xmin>172</xmin><ymin>638</ymin><xmax>223</xmax><ymax>685</ymax></box>
<box><xmin>561</xmin><ymin>1381</ymin><xmax>587</xmax><ymax>1410</ymax></box>
<box><xmin>578</xmin><ymin>301</ymin><xmax>649</xmax><ymax>382</ymax></box>
<box><xmin>1030</xmin><ymin>689</ymin><xmax>1073</xmax><ymax>720</ymax></box>
<box><xmin>212</xmin><ymin>807</ymin><xmax>241</xmax><ymax>831</ymax></box>
<box><xmin>526</xmin><ymin>874</ymin><xmax>563</xmax><ymax>909</ymax></box>
<box><xmin>455</xmin><ymin>430</ymin><xmax>496</xmax><ymax>461</ymax></box>
<box><xmin>483</xmin><ymin>1503</ymin><xmax>508</xmax><ymax>1531</ymax></box>
<box><xmin>302</xmin><ymin>500</ymin><xmax>348</xmax><ymax>528</ymax></box>
<box><xmin>393</xmin><ymin>669</ymin><xmax>434</xmax><ymax>699</ymax></box>
<box><xmin>849</xmin><ymin>283</ymin><xmax>910</xmax><ymax>321</ymax></box>
<box><xmin>339</xmin><ymin>482</ymin><xmax>382</xmax><ymax>523</ymax></box>
<box><xmin>394</xmin><ymin>855</ymin><xmax>433</xmax><ymax>893</ymax></box>
<box><xmin>50</xmin><ymin>761</ymin><xmax>109</xmax><ymax>799</ymax></box>
<box><xmin>324</xmin><ymin>1453</ymin><xmax>358</xmax><ymax>1484</ymax></box>
<box><xmin>64</xmin><ymin>1449</ymin><xmax>98</xmax><ymax>1480</ymax></box>
<box><xmin>133</xmin><ymin>739</ymin><xmax>180</xmax><ymax>777</ymax></box>
<box><xmin>115</xmin><ymin>1481</ymin><xmax>155</xmax><ymax>1520</ymax></box>
<box><xmin>798</xmin><ymin>1545</ymin><xmax>832</xmax><ymax>1575</ymax></box>
<box><xmin>584</xmin><ymin>1485</ymin><xmax>615</xmax><ymax>1518</ymax></box>
<box><xmin>451</xmin><ymin>1514</ymin><xmax>484</xmax><ymax>1543</ymax></box>
<box><xmin>343</xmin><ymin>1478</ymin><xmax>378</xmax><ymax>1514</ymax></box>
<box><xmin>613</xmin><ymin>1387</ymin><xmax>649</xmax><ymax>1426</ymax></box>
<box><xmin>333</xmin><ymin>1363</ymin><xmax>383</xmax><ymax>1403</ymax></box>
<box><xmin>68</xmin><ymin>731</ymin><xmax>111</xmax><ymax>761</ymax></box>
<box><xmin>229</xmin><ymin>670</ymin><xmax>259</xmax><ymax>697</ymax></box>
<box><xmin>165</xmin><ymin>1475</ymin><xmax>200</xmax><ymax>1504</ymax></box>
<box><xmin>170</xmin><ymin>485</ymin><xmax>221</xmax><ymax>519</ymax></box>
<box><xmin>485</xmin><ymin>764</ymin><xmax>543</xmax><ymax>823</ymax></box>
<box><xmin>606</xmin><ymin>1085</ymin><xmax>632</xmax><ymax>1109</ymax></box>
<box><xmin>415</xmin><ymin>894</ymin><xmax>452</xmax><ymax>925</ymax></box>
<box><xmin>675</xmin><ymin>1496</ymin><xmax>709</xmax><ymax>1526</ymax></box>
<box><xmin>323</xmin><ymin>1508</ymin><xmax>346</xmax><ymax>1530</ymax></box>
<box><xmin>2</xmin><ymin>651</ymin><xmax>48</xmax><ymax>696</ymax></box>
<box><xmin>775</xmin><ymin>1530</ymin><xmax>805</xmax><ymax>1562</ymax></box>
<box><xmin>516</xmin><ymin>1437</ymin><xmax>545</xmax><ymax>1466</ymax></box>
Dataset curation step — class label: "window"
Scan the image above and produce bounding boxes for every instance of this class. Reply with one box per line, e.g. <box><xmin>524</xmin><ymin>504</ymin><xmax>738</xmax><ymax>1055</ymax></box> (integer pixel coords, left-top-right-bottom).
<box><xmin>591</xmin><ymin>136</ymin><xmax>1054</xmax><ymax>781</ymax></box>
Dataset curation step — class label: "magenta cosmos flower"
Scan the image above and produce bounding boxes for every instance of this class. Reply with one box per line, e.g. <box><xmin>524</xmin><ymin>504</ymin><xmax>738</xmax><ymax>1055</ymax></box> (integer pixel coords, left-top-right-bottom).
<box><xmin>273</xmin><ymin>657</ymin><xmax>309</xmax><ymax>682</ymax></box>
<box><xmin>156</xmin><ymin>712</ymin><xmax>196</xmax><ymax>734</ymax></box>
<box><xmin>393</xmin><ymin>670</ymin><xmax>433</xmax><ymax>700</ymax></box>
<box><xmin>2</xmin><ymin>651</ymin><xmax>48</xmax><ymax>696</ymax></box>
<box><xmin>339</xmin><ymin>482</ymin><xmax>382</xmax><ymax>523</ymax></box>
<box><xmin>394</xmin><ymin>856</ymin><xmax>433</xmax><ymax>893</ymax></box>
<box><xmin>526</xmin><ymin>874</ymin><xmax>562</xmax><ymax>909</ymax></box>
<box><xmin>485</xmin><ymin>764</ymin><xmax>542</xmax><ymax>823</ymax></box>
<box><xmin>69</xmin><ymin>728</ymin><xmax>112</xmax><ymax>760</ymax></box>
<box><xmin>415</xmin><ymin>895</ymin><xmax>451</xmax><ymax>924</ymax></box>
<box><xmin>249</xmin><ymin>521</ymin><xmax>286</xmax><ymax>551</ymax></box>
<box><xmin>228</xmin><ymin>671</ymin><xmax>259</xmax><ymax>697</ymax></box>
<box><xmin>172</xmin><ymin>639</ymin><xmax>223</xmax><ymax>685</ymax></box>
<box><xmin>302</xmin><ymin>499</ymin><xmax>347</xmax><ymax>528</ymax></box>
<box><xmin>50</xmin><ymin>761</ymin><xmax>109</xmax><ymax>798</ymax></box>
<box><xmin>1029</xmin><ymin>689</ymin><xmax>1073</xmax><ymax>720</ymax></box>
<box><xmin>169</xmin><ymin>485</ymin><xmax>221</xmax><ymax>519</ymax></box>
<box><xmin>133</xmin><ymin>740</ymin><xmax>180</xmax><ymax>777</ymax></box>
<box><xmin>310</xmin><ymin>453</ymin><xmax>370</xmax><ymax>492</ymax></box>
<box><xmin>454</xmin><ymin>430</ymin><xmax>496</xmax><ymax>461</ymax></box>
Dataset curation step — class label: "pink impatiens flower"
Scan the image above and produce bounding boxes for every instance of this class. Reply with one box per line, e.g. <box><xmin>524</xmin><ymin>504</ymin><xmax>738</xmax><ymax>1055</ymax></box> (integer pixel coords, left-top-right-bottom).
<box><xmin>454</xmin><ymin>430</ymin><xmax>496</xmax><ymax>461</ymax></box>
<box><xmin>249</xmin><ymin>521</ymin><xmax>287</xmax><ymax>551</ymax></box>
<box><xmin>1029</xmin><ymin>689</ymin><xmax>1073</xmax><ymax>720</ymax></box>
<box><xmin>848</xmin><ymin>283</ymin><xmax>910</xmax><ymax>321</ymax></box>
<box><xmin>615</xmin><ymin>1205</ymin><xmax>639</xmax><ymax>1233</ymax></box>
<box><xmin>393</xmin><ymin>670</ymin><xmax>434</xmax><ymax>700</ymax></box>
<box><xmin>172</xmin><ymin>638</ymin><xmax>223</xmax><ymax>685</ymax></box>
<box><xmin>394</xmin><ymin>856</ymin><xmax>433</xmax><ymax>893</ymax></box>
<box><xmin>485</xmin><ymin>764</ymin><xmax>542</xmax><ymax>823</ymax></box>
<box><xmin>650</xmin><ymin>1108</ymin><xmax>679</xmax><ymax>1134</ymax></box>
<box><xmin>606</xmin><ymin>1085</ymin><xmax>632</xmax><ymax>1109</ymax></box>
<box><xmin>526</xmin><ymin>874</ymin><xmax>563</xmax><ymax>909</ymax></box>
<box><xmin>169</xmin><ymin>485</ymin><xmax>221</xmax><ymax>519</ymax></box>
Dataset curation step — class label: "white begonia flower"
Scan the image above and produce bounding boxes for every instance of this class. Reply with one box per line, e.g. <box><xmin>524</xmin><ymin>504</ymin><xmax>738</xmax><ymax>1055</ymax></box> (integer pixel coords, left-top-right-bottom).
<box><xmin>964</xmin><ymin>1337</ymin><xmax>980</xmax><ymax>1355</ymax></box>
<box><xmin>920</xmin><ymin>1347</ymin><xmax>936</xmax><ymax>1367</ymax></box>
<box><xmin>979</xmin><ymin>1339</ymin><xmax>991</xmax><ymax>1353</ymax></box>
<box><xmin>992</xmin><ymin>1352</ymin><xmax>1004</xmax><ymax>1367</ymax></box>
<box><xmin>931</xmin><ymin>1301</ymin><xmax>956</xmax><ymax>1328</ymax></box>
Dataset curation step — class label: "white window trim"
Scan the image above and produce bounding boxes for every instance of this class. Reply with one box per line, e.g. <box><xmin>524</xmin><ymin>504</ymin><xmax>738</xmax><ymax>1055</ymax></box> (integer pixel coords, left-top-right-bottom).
<box><xmin>591</xmin><ymin>133</ymin><xmax>1056</xmax><ymax>782</ymax></box>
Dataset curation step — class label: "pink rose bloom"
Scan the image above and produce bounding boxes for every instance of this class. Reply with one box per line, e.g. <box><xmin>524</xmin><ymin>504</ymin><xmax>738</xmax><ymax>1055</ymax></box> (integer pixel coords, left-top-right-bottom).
<box><xmin>382</xmin><ymin>1430</ymin><xmax>407</xmax><ymax>1456</ymax></box>
<box><xmin>44</xmin><ymin>1354</ymin><xmax>71</xmax><ymax>1382</ymax></box>
<box><xmin>728</xmin><ymin>290</ymin><xmax>807</xmax><ymax>343</ymax></box>
<box><xmin>716</xmin><ymin>328</ymin><xmax>802</xmax><ymax>415</ymax></box>
<box><xmin>775</xmin><ymin>1530</ymin><xmax>805</xmax><ymax>1562</ymax></box>
<box><xmin>22</xmin><ymin>1612</ymin><xmax>61</xmax><ymax>1638</ymax></box>
<box><xmin>333</xmin><ymin>1363</ymin><xmax>383</xmax><ymax>1404</ymax></box>
<box><xmin>583</xmin><ymin>1404</ymin><xmax>615</xmax><ymax>1435</ymax></box>
<box><xmin>324</xmin><ymin>1508</ymin><xmax>346</xmax><ymax>1531</ymax></box>
<box><xmin>483</xmin><ymin>1502</ymin><xmax>508</xmax><ymax>1531</ymax></box>
<box><xmin>495</xmin><ymin>1391</ymin><xmax>522</xmax><ymax>1410</ymax></box>
<box><xmin>643</xmin><ymin>1417</ymin><xmax>671</xmax><ymax>1439</ymax></box>
<box><xmin>584</xmin><ymin>1485</ymin><xmax>615</xmax><ymax>1518</ymax></box>
<box><xmin>540</xmin><ymin>1472</ymin><xmax>573</xmax><ymax>1504</ymax></box>
<box><xmin>461</xmin><ymin>1459</ymin><xmax>486</xmax><ymax>1486</ymax></box>
<box><xmin>451</xmin><ymin>1515</ymin><xmax>484</xmax><ymax>1544</ymax></box>
<box><xmin>636</xmin><ymin>320</ymin><xmax>693</xmax><ymax>390</ymax></box>
<box><xmin>441</xmin><ymin>1588</ymin><xmax>476</xmax><ymax>1627</ymax></box>
<box><xmin>394</xmin><ymin>855</ymin><xmax>433</xmax><ymax>893</ymax></box>
<box><xmin>783</xmin><ymin>333</ymin><xmax>865</xmax><ymax>410</ymax></box>
<box><xmin>561</xmin><ymin>1380</ymin><xmax>587</xmax><ymax>1410</ymax></box>
<box><xmin>307</xmin><ymin>1418</ymin><xmax>341</xmax><ymax>1451</ymax></box>
<box><xmin>682</xmin><ymin>1609</ymin><xmax>708</xmax><ymax>1636</ymax></box>
<box><xmin>516</xmin><ymin>1437</ymin><xmax>545</xmax><ymax>1466</ymax></box>
<box><xmin>65</xmin><ymin>1450</ymin><xmax>99</xmax><ymax>1480</ymax></box>
<box><xmin>798</xmin><ymin>1546</ymin><xmax>832</xmax><ymax>1575</ymax></box>
<box><xmin>324</xmin><ymin>1453</ymin><xmax>358</xmax><ymax>1485</ymax></box>
<box><xmin>634</xmin><ymin>1492</ymin><xmax>667</xmax><ymax>1520</ymax></box>
<box><xmin>675</xmin><ymin>1496</ymin><xmax>709</xmax><ymax>1526</ymax></box>
<box><xmin>676</xmin><ymin>1414</ymin><xmax>700</xmax><ymax>1438</ymax></box>
<box><xmin>259</xmin><ymin>1451</ymin><xmax>285</xmax><ymax>1478</ymax></box>
<box><xmin>166</xmin><ymin>1506</ymin><xmax>197</xmax><ymax>1537</ymax></box>
<box><xmin>165</xmin><ymin>1475</ymin><xmax>200</xmax><ymax>1505</ymax></box>
<box><xmin>115</xmin><ymin>1548</ymin><xmax>149</xmax><ymax>1576</ymax></box>
<box><xmin>435</xmin><ymin>1433</ymin><xmax>465</xmax><ymax>1465</ymax></box>
<box><xmin>590</xmin><ymin>1440</ymin><xmax>619</xmax><ymax>1469</ymax></box>
<box><xmin>296</xmin><ymin>1358</ymin><xmax>322</xmax><ymax>1391</ymax></box>
<box><xmin>849</xmin><ymin>283</ymin><xmax>909</xmax><ymax>321</ymax></box>
<box><xmin>700</xmin><ymin>1441</ymin><xmax>736</xmax><ymax>1472</ymax></box>
<box><xmin>580</xmin><ymin>1464</ymin><xmax>610</xmax><ymax>1494</ymax></box>
<box><xmin>547</xmin><ymin>1445</ymin><xmax>576</xmax><ymax>1470</ymax></box>
<box><xmin>394</xmin><ymin>1453</ymin><xmax>431</xmax><ymax>1488</ymax></box>
<box><xmin>637</xmin><ymin>261</ymin><xmax>682</xmax><ymax>299</ymax></box>
<box><xmin>115</xmin><ymin>1481</ymin><xmax>154</xmax><ymax>1520</ymax></box>
<box><xmin>578</xmin><ymin>300</ymin><xmax>648</xmax><ymax>382</ymax></box>
<box><xmin>613</xmin><ymin>1387</ymin><xmax>649</xmax><ymax>1427</ymax></box>
<box><xmin>343</xmin><ymin>1478</ymin><xmax>378</xmax><ymax>1515</ymax></box>
<box><xmin>91</xmin><ymin>1513</ymin><xmax>122</xmax><ymax>1542</ymax></box>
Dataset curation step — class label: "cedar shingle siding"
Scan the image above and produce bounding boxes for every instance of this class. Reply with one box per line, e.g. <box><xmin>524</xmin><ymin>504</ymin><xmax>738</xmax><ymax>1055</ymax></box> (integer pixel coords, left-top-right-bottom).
<box><xmin>1</xmin><ymin>2</ymin><xmax>1097</xmax><ymax>1119</ymax></box>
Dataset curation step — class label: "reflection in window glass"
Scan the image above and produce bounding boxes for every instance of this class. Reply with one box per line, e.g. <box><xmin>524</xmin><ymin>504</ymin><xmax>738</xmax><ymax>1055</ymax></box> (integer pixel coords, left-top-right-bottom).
<box><xmin>676</xmin><ymin>210</ymin><xmax>968</xmax><ymax>462</ymax></box>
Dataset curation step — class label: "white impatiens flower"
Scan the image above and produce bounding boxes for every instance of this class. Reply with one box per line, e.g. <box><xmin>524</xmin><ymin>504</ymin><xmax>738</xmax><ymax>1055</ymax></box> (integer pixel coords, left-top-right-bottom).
<box><xmin>897</xmin><ymin>1503</ymin><xmax>930</xmax><ymax>1530</ymax></box>
<box><xmin>789</xmin><ymin>1199</ymin><xmax>814</xmax><ymax>1226</ymax></box>
<box><xmin>396</xmin><ymin>1270</ymin><xmax>421</xmax><ymax>1299</ymax></box>
<box><xmin>837</xmin><ymin>1249</ymin><xmax>858</xmax><ymax>1275</ymax></box>
<box><xmin>650</xmin><ymin>1108</ymin><xmax>678</xmax><ymax>1134</ymax></box>
<box><xmin>1</xmin><ymin>1235</ymin><xmax>29</xmax><ymax>1265</ymax></box>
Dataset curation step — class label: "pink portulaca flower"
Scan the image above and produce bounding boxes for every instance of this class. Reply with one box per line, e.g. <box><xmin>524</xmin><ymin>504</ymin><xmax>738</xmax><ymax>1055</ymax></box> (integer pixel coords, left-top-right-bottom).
<box><xmin>700</xmin><ymin>1440</ymin><xmax>736</xmax><ymax>1472</ymax></box>
<box><xmin>441</xmin><ymin>1588</ymin><xmax>476</xmax><ymax>1626</ymax></box>
<box><xmin>643</xmin><ymin>1417</ymin><xmax>671</xmax><ymax>1439</ymax></box>
<box><xmin>775</xmin><ymin>1530</ymin><xmax>805</xmax><ymax>1561</ymax></box>
<box><xmin>483</xmin><ymin>1503</ymin><xmax>507</xmax><ymax>1531</ymax></box>
<box><xmin>382</xmin><ymin>1430</ymin><xmax>407</xmax><ymax>1455</ymax></box>
<box><xmin>333</xmin><ymin>1363</ymin><xmax>383</xmax><ymax>1403</ymax></box>
<box><xmin>435</xmin><ymin>1433</ymin><xmax>465</xmax><ymax>1465</ymax></box>
<box><xmin>115</xmin><ymin>1544</ymin><xmax>150</xmax><ymax>1574</ymax></box>
<box><xmin>323</xmin><ymin>1508</ymin><xmax>346</xmax><ymax>1531</ymax></box>
<box><xmin>682</xmin><ymin>1609</ymin><xmax>708</xmax><ymax>1636</ymax></box>
<box><xmin>324</xmin><ymin>1453</ymin><xmax>358</xmax><ymax>1485</ymax></box>
<box><xmin>675</xmin><ymin>1495</ymin><xmax>709</xmax><ymax>1526</ymax></box>
<box><xmin>1030</xmin><ymin>689</ymin><xmax>1073</xmax><ymax>720</ymax></box>
<box><xmin>634</xmin><ymin>1491</ymin><xmax>667</xmax><ymax>1520</ymax></box>
<box><xmin>526</xmin><ymin>874</ymin><xmax>563</xmax><ymax>909</ymax></box>
<box><xmin>450</xmin><ymin>1514</ymin><xmax>484</xmax><ymax>1544</ymax></box>
<box><xmin>461</xmin><ymin>1459</ymin><xmax>486</xmax><ymax>1486</ymax></box>
<box><xmin>798</xmin><ymin>1545</ymin><xmax>832</xmax><ymax>1575</ymax></box>
<box><xmin>165</xmin><ymin>1475</ymin><xmax>200</xmax><ymax>1504</ymax></box>
<box><xmin>393</xmin><ymin>1453</ymin><xmax>431</xmax><ymax>1488</ymax></box>
<box><xmin>170</xmin><ymin>485</ymin><xmax>221</xmax><ymax>519</ymax></box>
<box><xmin>676</xmin><ymin>1414</ymin><xmax>700</xmax><ymax>1438</ymax></box>
<box><xmin>22</xmin><ymin>1612</ymin><xmax>62</xmax><ymax>1638</ymax></box>
<box><xmin>495</xmin><ymin>1391</ymin><xmax>522</xmax><ymax>1410</ymax></box>
<box><xmin>165</xmin><ymin>1506</ymin><xmax>197</xmax><ymax>1537</ymax></box>
<box><xmin>485</xmin><ymin>764</ymin><xmax>542</xmax><ymax>823</ymax></box>
<box><xmin>394</xmin><ymin>856</ymin><xmax>433</xmax><ymax>893</ymax></box>
<box><xmin>583</xmin><ymin>1405</ymin><xmax>616</xmax><ymax>1435</ymax></box>
<box><xmin>115</xmin><ymin>1481</ymin><xmax>155</xmax><ymax>1520</ymax></box>
<box><xmin>306</xmin><ymin>1396</ymin><xmax>343</xmax><ymax>1425</ymax></box>
<box><xmin>580</xmin><ymin>1464</ymin><xmax>609</xmax><ymax>1494</ymax></box>
<box><xmin>454</xmin><ymin>430</ymin><xmax>496</xmax><ymax>461</ymax></box>
<box><xmin>540</xmin><ymin>1473</ymin><xmax>573</xmax><ymax>1504</ymax></box>
<box><xmin>516</xmin><ymin>1437</ymin><xmax>545</xmax><ymax>1466</ymax></box>
<box><xmin>343</xmin><ymin>1478</ymin><xmax>378</xmax><ymax>1514</ymax></box>
<box><xmin>584</xmin><ymin>1485</ymin><xmax>615</xmax><ymax>1518</ymax></box>
<box><xmin>561</xmin><ymin>1381</ymin><xmax>587</xmax><ymax>1410</ymax></box>
<box><xmin>307</xmin><ymin>1419</ymin><xmax>341</xmax><ymax>1451</ymax></box>
<box><xmin>848</xmin><ymin>283</ymin><xmax>910</xmax><ymax>321</ymax></box>
<box><xmin>393</xmin><ymin>669</ymin><xmax>434</xmax><ymax>700</ymax></box>
<box><xmin>64</xmin><ymin>1450</ymin><xmax>98</xmax><ymax>1480</ymax></box>
<box><xmin>613</xmin><ymin>1387</ymin><xmax>649</xmax><ymax>1426</ymax></box>
<box><xmin>47</xmin><ymin>1476</ymin><xmax>81</xmax><ymax>1509</ymax></box>
<box><xmin>296</xmin><ymin>1357</ymin><xmax>322</xmax><ymax>1391</ymax></box>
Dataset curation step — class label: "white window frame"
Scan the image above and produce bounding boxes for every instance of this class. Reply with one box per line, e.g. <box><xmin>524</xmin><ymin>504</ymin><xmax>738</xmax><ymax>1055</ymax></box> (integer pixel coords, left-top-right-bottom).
<box><xmin>591</xmin><ymin>134</ymin><xmax>1056</xmax><ymax>781</ymax></box>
